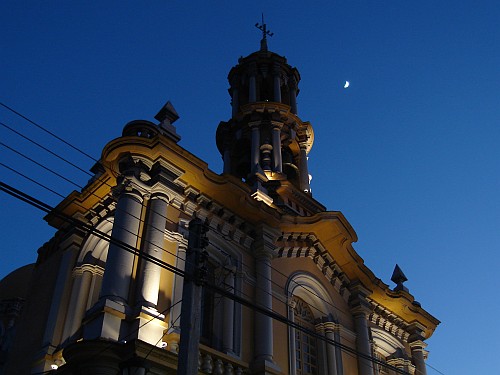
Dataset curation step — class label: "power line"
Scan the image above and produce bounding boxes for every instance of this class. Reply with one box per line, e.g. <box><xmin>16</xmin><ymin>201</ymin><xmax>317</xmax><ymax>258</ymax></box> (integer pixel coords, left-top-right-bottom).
<box><xmin>1</xmin><ymin>142</ymin><xmax>84</xmax><ymax>190</ymax></box>
<box><xmin>1</xmin><ymin>162</ymin><xmax>66</xmax><ymax>199</ymax></box>
<box><xmin>0</xmin><ymin>105</ymin><xmax>443</xmax><ymax>375</ymax></box>
<box><xmin>0</xmin><ymin>158</ymin><xmax>187</xmax><ymax>265</ymax></box>
<box><xmin>1</xmin><ymin>105</ymin><xmax>342</xmax><ymax>324</ymax></box>
<box><xmin>1</xmin><ymin>146</ymin><xmax>301</xmax><ymax>338</ymax></box>
<box><xmin>1</xmin><ymin>181</ymin><xmax>421</xmax><ymax>375</ymax></box>
<box><xmin>30</xmin><ymin>299</ymin><xmax>183</xmax><ymax>375</ymax></box>
<box><xmin>0</xmin><ymin>102</ymin><xmax>98</xmax><ymax>162</ymax></box>
<box><xmin>0</xmin><ymin>115</ymin><xmax>192</xmax><ymax>266</ymax></box>
<box><xmin>1</xmin><ymin>125</ymin><xmax>321</xmax><ymax>329</ymax></box>
<box><xmin>0</xmin><ymin>134</ymin><xmax>431</xmax><ymax>375</ymax></box>
<box><xmin>210</xmin><ymin>232</ymin><xmax>352</xmax><ymax>321</ymax></box>
<box><xmin>0</xmin><ymin>121</ymin><xmax>94</xmax><ymax>178</ymax></box>
<box><xmin>0</xmin><ymin>181</ymin><xmax>184</xmax><ymax>279</ymax></box>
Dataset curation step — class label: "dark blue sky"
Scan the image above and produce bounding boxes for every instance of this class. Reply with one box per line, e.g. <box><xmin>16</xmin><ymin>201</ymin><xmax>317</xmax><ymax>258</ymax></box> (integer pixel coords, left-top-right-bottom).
<box><xmin>1</xmin><ymin>1</ymin><xmax>499</xmax><ymax>374</ymax></box>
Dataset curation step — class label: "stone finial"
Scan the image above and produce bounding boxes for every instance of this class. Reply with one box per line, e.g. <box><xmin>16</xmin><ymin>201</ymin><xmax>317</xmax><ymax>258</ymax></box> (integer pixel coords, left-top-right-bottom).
<box><xmin>391</xmin><ymin>264</ymin><xmax>409</xmax><ymax>292</ymax></box>
<box><xmin>155</xmin><ymin>100</ymin><xmax>181</xmax><ymax>142</ymax></box>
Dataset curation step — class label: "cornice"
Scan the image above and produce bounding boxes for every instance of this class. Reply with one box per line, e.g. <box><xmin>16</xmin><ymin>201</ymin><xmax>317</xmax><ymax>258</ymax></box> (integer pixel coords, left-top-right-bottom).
<box><xmin>276</xmin><ymin>232</ymin><xmax>351</xmax><ymax>302</ymax></box>
<box><xmin>368</xmin><ymin>298</ymin><xmax>410</xmax><ymax>341</ymax></box>
<box><xmin>278</xmin><ymin>211</ymin><xmax>439</xmax><ymax>340</ymax></box>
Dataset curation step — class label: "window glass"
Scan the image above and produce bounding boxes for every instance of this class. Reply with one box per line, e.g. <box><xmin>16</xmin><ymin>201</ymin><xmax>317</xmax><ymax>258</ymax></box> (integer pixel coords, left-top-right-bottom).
<box><xmin>293</xmin><ymin>296</ymin><xmax>318</xmax><ymax>375</ymax></box>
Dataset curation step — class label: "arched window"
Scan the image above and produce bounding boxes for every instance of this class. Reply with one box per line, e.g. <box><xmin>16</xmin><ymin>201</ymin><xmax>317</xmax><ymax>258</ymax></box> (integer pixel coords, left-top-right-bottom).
<box><xmin>293</xmin><ymin>296</ymin><xmax>318</xmax><ymax>375</ymax></box>
<box><xmin>286</xmin><ymin>272</ymin><xmax>344</xmax><ymax>375</ymax></box>
<box><xmin>371</xmin><ymin>328</ymin><xmax>414</xmax><ymax>375</ymax></box>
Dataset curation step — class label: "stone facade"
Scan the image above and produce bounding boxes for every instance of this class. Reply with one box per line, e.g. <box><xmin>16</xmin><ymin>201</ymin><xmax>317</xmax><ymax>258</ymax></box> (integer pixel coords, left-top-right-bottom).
<box><xmin>1</xmin><ymin>35</ymin><xmax>439</xmax><ymax>375</ymax></box>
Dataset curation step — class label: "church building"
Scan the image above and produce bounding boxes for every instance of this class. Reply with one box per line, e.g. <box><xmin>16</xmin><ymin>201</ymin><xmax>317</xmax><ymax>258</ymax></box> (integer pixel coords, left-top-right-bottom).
<box><xmin>0</xmin><ymin>27</ymin><xmax>439</xmax><ymax>375</ymax></box>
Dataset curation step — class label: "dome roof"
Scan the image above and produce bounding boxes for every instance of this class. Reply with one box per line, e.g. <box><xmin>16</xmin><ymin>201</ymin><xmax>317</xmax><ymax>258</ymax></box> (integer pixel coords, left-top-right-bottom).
<box><xmin>0</xmin><ymin>264</ymin><xmax>34</xmax><ymax>300</ymax></box>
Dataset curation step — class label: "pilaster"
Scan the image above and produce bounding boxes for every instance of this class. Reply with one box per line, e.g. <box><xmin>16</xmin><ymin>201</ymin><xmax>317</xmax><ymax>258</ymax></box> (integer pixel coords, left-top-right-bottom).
<box><xmin>289</xmin><ymin>75</ymin><xmax>298</xmax><ymax>114</ymax></box>
<box><xmin>251</xmin><ymin>224</ymin><xmax>281</xmax><ymax>374</ymax></box>
<box><xmin>272</xmin><ymin>63</ymin><xmax>282</xmax><ymax>103</ymax></box>
<box><xmin>99</xmin><ymin>178</ymin><xmax>145</xmax><ymax>305</ymax></box>
<box><xmin>348</xmin><ymin>282</ymin><xmax>374</xmax><ymax>375</ymax></box>
<box><xmin>249</xmin><ymin>121</ymin><xmax>261</xmax><ymax>171</ymax></box>
<box><xmin>298</xmin><ymin>141</ymin><xmax>310</xmax><ymax>193</ymax></box>
<box><xmin>137</xmin><ymin>191</ymin><xmax>169</xmax><ymax>309</ymax></box>
<box><xmin>408</xmin><ymin>323</ymin><xmax>428</xmax><ymax>375</ymax></box>
<box><xmin>323</xmin><ymin>322</ymin><xmax>339</xmax><ymax>375</ymax></box>
<box><xmin>248</xmin><ymin>63</ymin><xmax>257</xmax><ymax>102</ymax></box>
<box><xmin>271</xmin><ymin>121</ymin><xmax>283</xmax><ymax>173</ymax></box>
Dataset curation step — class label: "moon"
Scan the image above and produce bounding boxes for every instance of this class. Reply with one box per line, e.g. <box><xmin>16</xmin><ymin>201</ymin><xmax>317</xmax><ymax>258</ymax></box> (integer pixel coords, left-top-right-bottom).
<box><xmin>344</xmin><ymin>81</ymin><xmax>350</xmax><ymax>89</ymax></box>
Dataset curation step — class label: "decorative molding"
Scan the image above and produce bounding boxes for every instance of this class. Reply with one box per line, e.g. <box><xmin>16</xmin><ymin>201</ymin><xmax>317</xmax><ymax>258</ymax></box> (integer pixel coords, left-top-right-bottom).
<box><xmin>72</xmin><ymin>264</ymin><xmax>105</xmax><ymax>278</ymax></box>
<box><xmin>86</xmin><ymin>196</ymin><xmax>116</xmax><ymax>226</ymax></box>
<box><xmin>368</xmin><ymin>298</ymin><xmax>410</xmax><ymax>341</ymax></box>
<box><xmin>277</xmin><ymin>232</ymin><xmax>351</xmax><ymax>301</ymax></box>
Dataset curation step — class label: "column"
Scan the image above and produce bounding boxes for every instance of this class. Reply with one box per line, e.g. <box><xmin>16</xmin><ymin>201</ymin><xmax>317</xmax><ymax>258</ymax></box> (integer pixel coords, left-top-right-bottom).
<box><xmin>62</xmin><ymin>266</ymin><xmax>93</xmax><ymax>339</ymax></box>
<box><xmin>165</xmin><ymin>236</ymin><xmax>188</xmax><ymax>353</ymax></box>
<box><xmin>231</xmin><ymin>76</ymin><xmax>240</xmax><ymax>118</ymax></box>
<box><xmin>315</xmin><ymin>324</ymin><xmax>328</xmax><ymax>375</ymax></box>
<box><xmin>221</xmin><ymin>128</ymin><xmax>232</xmax><ymax>174</ymax></box>
<box><xmin>252</xmin><ymin>225</ymin><xmax>280</xmax><ymax>371</ymax></box>
<box><xmin>223</xmin><ymin>147</ymin><xmax>231</xmax><ymax>174</ymax></box>
<box><xmin>100</xmin><ymin>182</ymin><xmax>144</xmax><ymax>304</ymax></box>
<box><xmin>41</xmin><ymin>236</ymin><xmax>83</xmax><ymax>348</ymax></box>
<box><xmin>298</xmin><ymin>143</ymin><xmax>310</xmax><ymax>192</ymax></box>
<box><xmin>65</xmin><ymin>265</ymin><xmax>93</xmax><ymax>337</ymax></box>
<box><xmin>408</xmin><ymin>325</ymin><xmax>428</xmax><ymax>375</ymax></box>
<box><xmin>349</xmin><ymin>284</ymin><xmax>373</xmax><ymax>375</ymax></box>
<box><xmin>324</xmin><ymin>322</ymin><xmax>339</xmax><ymax>375</ymax></box>
<box><xmin>137</xmin><ymin>192</ymin><xmax>169</xmax><ymax>309</ymax></box>
<box><xmin>271</xmin><ymin>122</ymin><xmax>283</xmax><ymax>173</ymax></box>
<box><xmin>222</xmin><ymin>266</ymin><xmax>236</xmax><ymax>354</ymax></box>
<box><xmin>288</xmin><ymin>299</ymin><xmax>299</xmax><ymax>374</ymax></box>
<box><xmin>273</xmin><ymin>65</ymin><xmax>282</xmax><ymax>103</ymax></box>
<box><xmin>289</xmin><ymin>76</ymin><xmax>298</xmax><ymax>114</ymax></box>
<box><xmin>254</xmin><ymin>251</ymin><xmax>273</xmax><ymax>362</ymax></box>
<box><xmin>409</xmin><ymin>342</ymin><xmax>427</xmax><ymax>375</ymax></box>
<box><xmin>248</xmin><ymin>62</ymin><xmax>258</xmax><ymax>102</ymax></box>
<box><xmin>250</xmin><ymin>122</ymin><xmax>260</xmax><ymax>171</ymax></box>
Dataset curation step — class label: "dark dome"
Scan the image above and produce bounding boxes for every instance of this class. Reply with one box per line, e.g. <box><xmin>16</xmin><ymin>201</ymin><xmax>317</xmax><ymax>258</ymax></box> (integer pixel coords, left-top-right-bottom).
<box><xmin>0</xmin><ymin>264</ymin><xmax>34</xmax><ymax>300</ymax></box>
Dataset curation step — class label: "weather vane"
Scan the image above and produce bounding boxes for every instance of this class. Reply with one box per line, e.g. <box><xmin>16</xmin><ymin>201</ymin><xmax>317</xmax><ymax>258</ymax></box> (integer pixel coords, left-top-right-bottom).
<box><xmin>255</xmin><ymin>13</ymin><xmax>273</xmax><ymax>51</ymax></box>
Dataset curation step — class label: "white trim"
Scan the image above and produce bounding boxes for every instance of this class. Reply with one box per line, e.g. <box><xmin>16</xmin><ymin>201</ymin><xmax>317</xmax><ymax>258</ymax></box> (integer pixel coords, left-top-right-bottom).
<box><xmin>286</xmin><ymin>272</ymin><xmax>337</xmax><ymax>320</ymax></box>
<box><xmin>371</xmin><ymin>327</ymin><xmax>405</xmax><ymax>358</ymax></box>
<box><xmin>77</xmin><ymin>218</ymin><xmax>114</xmax><ymax>263</ymax></box>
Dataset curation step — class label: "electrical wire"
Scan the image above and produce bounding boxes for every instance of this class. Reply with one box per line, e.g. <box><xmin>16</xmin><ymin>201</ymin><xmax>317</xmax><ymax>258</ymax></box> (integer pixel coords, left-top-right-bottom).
<box><xmin>1</xmin><ymin>108</ymin><xmax>341</xmax><ymax>324</ymax></box>
<box><xmin>1</xmin><ymin>122</ymin><xmax>333</xmax><ymax>330</ymax></box>
<box><xmin>0</xmin><ymin>180</ymin><xmax>434</xmax><ymax>375</ymax></box>
<box><xmin>1</xmin><ymin>142</ymin><xmax>85</xmax><ymax>190</ymax></box>
<box><xmin>209</xmin><ymin>235</ymin><xmax>352</xmax><ymax>323</ymax></box>
<box><xmin>0</xmin><ymin>121</ymin><xmax>94</xmax><ymax>178</ymax></box>
<box><xmin>0</xmin><ymin>117</ymin><xmax>193</xmax><ymax>267</ymax></box>
<box><xmin>0</xmin><ymin>101</ymin><xmax>98</xmax><ymax>162</ymax></box>
<box><xmin>2</xmin><ymin>150</ymin><xmax>420</xmax><ymax>375</ymax></box>
<box><xmin>30</xmin><ymin>299</ymin><xmax>183</xmax><ymax>375</ymax></box>
<box><xmin>0</xmin><ymin>155</ymin><xmax>187</xmax><ymax>265</ymax></box>
<box><xmin>0</xmin><ymin>146</ymin><xmax>306</xmax><ymax>349</ymax></box>
<box><xmin>0</xmin><ymin>181</ymin><xmax>184</xmax><ymax>279</ymax></box>
<box><xmin>131</xmin><ymin>299</ymin><xmax>183</xmax><ymax>365</ymax></box>
<box><xmin>0</xmin><ymin>104</ymin><xmax>444</xmax><ymax>375</ymax></box>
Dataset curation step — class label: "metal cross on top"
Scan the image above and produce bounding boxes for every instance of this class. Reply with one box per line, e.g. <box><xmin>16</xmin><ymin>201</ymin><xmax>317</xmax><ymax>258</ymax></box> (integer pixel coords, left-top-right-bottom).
<box><xmin>255</xmin><ymin>13</ymin><xmax>274</xmax><ymax>41</ymax></box>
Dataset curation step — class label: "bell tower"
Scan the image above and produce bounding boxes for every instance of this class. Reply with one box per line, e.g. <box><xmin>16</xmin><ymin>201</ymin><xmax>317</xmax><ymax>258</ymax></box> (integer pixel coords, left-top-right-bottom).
<box><xmin>216</xmin><ymin>20</ymin><xmax>317</xmax><ymax>214</ymax></box>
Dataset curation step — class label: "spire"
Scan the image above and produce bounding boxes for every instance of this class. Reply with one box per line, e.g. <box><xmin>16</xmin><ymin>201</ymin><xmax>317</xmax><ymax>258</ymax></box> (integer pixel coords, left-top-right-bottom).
<box><xmin>216</xmin><ymin>29</ymin><xmax>319</xmax><ymax>214</ymax></box>
<box><xmin>391</xmin><ymin>264</ymin><xmax>409</xmax><ymax>292</ymax></box>
<box><xmin>255</xmin><ymin>13</ymin><xmax>274</xmax><ymax>52</ymax></box>
<box><xmin>155</xmin><ymin>100</ymin><xmax>180</xmax><ymax>142</ymax></box>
